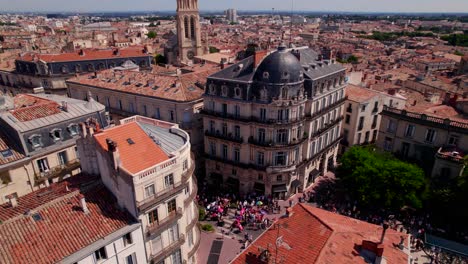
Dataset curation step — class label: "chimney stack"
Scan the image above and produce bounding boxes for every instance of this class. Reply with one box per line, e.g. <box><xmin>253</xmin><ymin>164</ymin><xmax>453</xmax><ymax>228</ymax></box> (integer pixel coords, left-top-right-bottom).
<box><xmin>78</xmin><ymin>194</ymin><xmax>89</xmax><ymax>214</ymax></box>
<box><xmin>380</xmin><ymin>222</ymin><xmax>389</xmax><ymax>244</ymax></box>
<box><xmin>106</xmin><ymin>138</ymin><xmax>121</xmax><ymax>171</ymax></box>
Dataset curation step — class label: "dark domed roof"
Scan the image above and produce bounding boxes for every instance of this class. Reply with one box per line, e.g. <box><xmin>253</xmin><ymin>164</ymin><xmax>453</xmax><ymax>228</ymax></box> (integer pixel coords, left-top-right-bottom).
<box><xmin>254</xmin><ymin>46</ymin><xmax>303</xmax><ymax>84</ymax></box>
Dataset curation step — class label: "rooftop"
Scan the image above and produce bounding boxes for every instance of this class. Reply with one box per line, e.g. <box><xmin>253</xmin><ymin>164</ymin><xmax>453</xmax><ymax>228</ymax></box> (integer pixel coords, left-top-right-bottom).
<box><xmin>346</xmin><ymin>84</ymin><xmax>379</xmax><ymax>103</ymax></box>
<box><xmin>231</xmin><ymin>204</ymin><xmax>409</xmax><ymax>264</ymax></box>
<box><xmin>0</xmin><ymin>131</ymin><xmax>25</xmax><ymax>166</ymax></box>
<box><xmin>0</xmin><ymin>94</ymin><xmax>106</xmax><ymax>133</ymax></box>
<box><xmin>94</xmin><ymin>116</ymin><xmax>186</xmax><ymax>175</ymax></box>
<box><xmin>0</xmin><ymin>176</ymin><xmax>136</xmax><ymax>264</ymax></box>
<box><xmin>67</xmin><ymin>65</ymin><xmax>219</xmax><ymax>102</ymax></box>
<box><xmin>17</xmin><ymin>46</ymin><xmax>151</xmax><ymax>63</ymax></box>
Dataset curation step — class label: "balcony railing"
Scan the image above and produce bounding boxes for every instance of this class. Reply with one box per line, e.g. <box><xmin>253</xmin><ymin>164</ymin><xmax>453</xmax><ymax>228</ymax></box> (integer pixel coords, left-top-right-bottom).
<box><xmin>34</xmin><ymin>159</ymin><xmax>81</xmax><ymax>184</ymax></box>
<box><xmin>149</xmin><ymin>234</ymin><xmax>185</xmax><ymax>264</ymax></box>
<box><xmin>146</xmin><ymin>207</ymin><xmax>183</xmax><ymax>236</ymax></box>
<box><xmin>137</xmin><ymin>163</ymin><xmax>194</xmax><ymax>213</ymax></box>
<box><xmin>184</xmin><ymin>178</ymin><xmax>198</xmax><ymax>207</ymax></box>
<box><xmin>248</xmin><ymin>135</ymin><xmax>307</xmax><ymax>148</ymax></box>
<box><xmin>187</xmin><ymin>225</ymin><xmax>201</xmax><ymax>259</ymax></box>
<box><xmin>382</xmin><ymin>106</ymin><xmax>468</xmax><ymax>133</ymax></box>
<box><xmin>200</xmin><ymin>109</ymin><xmax>306</xmax><ymax>126</ymax></box>
<box><xmin>311</xmin><ymin>116</ymin><xmax>344</xmax><ymax>138</ymax></box>
<box><xmin>205</xmin><ymin>130</ymin><xmax>244</xmax><ymax>143</ymax></box>
<box><xmin>307</xmin><ymin>96</ymin><xmax>348</xmax><ymax>120</ymax></box>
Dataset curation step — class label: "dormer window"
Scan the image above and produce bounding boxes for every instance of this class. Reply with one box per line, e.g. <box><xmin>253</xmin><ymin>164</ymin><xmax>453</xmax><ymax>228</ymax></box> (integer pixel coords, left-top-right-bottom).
<box><xmin>221</xmin><ymin>85</ymin><xmax>228</xmax><ymax>97</ymax></box>
<box><xmin>87</xmin><ymin>64</ymin><xmax>94</xmax><ymax>72</ymax></box>
<box><xmin>283</xmin><ymin>72</ymin><xmax>289</xmax><ymax>78</ymax></box>
<box><xmin>68</xmin><ymin>124</ymin><xmax>79</xmax><ymax>136</ymax></box>
<box><xmin>50</xmin><ymin>129</ymin><xmax>62</xmax><ymax>142</ymax></box>
<box><xmin>61</xmin><ymin>65</ymin><xmax>68</xmax><ymax>74</ymax></box>
<box><xmin>29</xmin><ymin>135</ymin><xmax>42</xmax><ymax>149</ymax></box>
<box><xmin>75</xmin><ymin>65</ymin><xmax>82</xmax><ymax>73</ymax></box>
<box><xmin>234</xmin><ymin>87</ymin><xmax>242</xmax><ymax>98</ymax></box>
<box><xmin>263</xmin><ymin>72</ymin><xmax>270</xmax><ymax>79</ymax></box>
<box><xmin>209</xmin><ymin>83</ymin><xmax>216</xmax><ymax>95</ymax></box>
<box><xmin>260</xmin><ymin>86</ymin><xmax>268</xmax><ymax>101</ymax></box>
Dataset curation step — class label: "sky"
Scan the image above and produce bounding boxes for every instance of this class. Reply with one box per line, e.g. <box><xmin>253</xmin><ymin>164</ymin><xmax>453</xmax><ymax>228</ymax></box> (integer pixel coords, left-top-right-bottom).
<box><xmin>1</xmin><ymin>0</ymin><xmax>468</xmax><ymax>13</ymax></box>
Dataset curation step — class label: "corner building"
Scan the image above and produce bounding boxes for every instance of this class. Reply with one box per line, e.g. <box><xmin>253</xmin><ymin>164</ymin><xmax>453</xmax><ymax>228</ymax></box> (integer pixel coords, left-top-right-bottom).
<box><xmin>202</xmin><ymin>46</ymin><xmax>347</xmax><ymax>198</ymax></box>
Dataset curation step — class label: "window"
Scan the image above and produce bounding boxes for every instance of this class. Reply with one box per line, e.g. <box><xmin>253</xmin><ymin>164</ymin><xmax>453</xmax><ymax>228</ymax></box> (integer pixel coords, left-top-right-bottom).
<box><xmin>404</xmin><ymin>124</ymin><xmax>415</xmax><ymax>138</ymax></box>
<box><xmin>346</xmin><ymin>103</ymin><xmax>352</xmax><ymax>113</ymax></box>
<box><xmin>274</xmin><ymin>152</ymin><xmax>286</xmax><ymax>166</ymax></box>
<box><xmin>188</xmin><ymin>229</ymin><xmax>194</xmax><ymax>247</ymax></box>
<box><xmin>151</xmin><ymin>235</ymin><xmax>163</xmax><ymax>254</ymax></box>
<box><xmin>233</xmin><ymin>148</ymin><xmax>240</xmax><ymax>162</ymax></box>
<box><xmin>143</xmin><ymin>105</ymin><xmax>148</xmax><ymax>116</ymax></box>
<box><xmin>129</xmin><ymin>102</ymin><xmax>134</xmax><ymax>113</ymax></box>
<box><xmin>258</xmin><ymin>174</ymin><xmax>264</xmax><ymax>181</ymax></box>
<box><xmin>384</xmin><ymin>137</ymin><xmax>393</xmax><ymax>151</ymax></box>
<box><xmin>118</xmin><ymin>100</ymin><xmax>123</xmax><ymax>110</ymax></box>
<box><xmin>57</xmin><ymin>151</ymin><xmax>68</xmax><ymax>166</ymax></box>
<box><xmin>232</xmin><ymin>169</ymin><xmax>237</xmax><ymax>175</ymax></box>
<box><xmin>257</xmin><ymin>152</ymin><xmax>265</xmax><ymax>165</ymax></box>
<box><xmin>210</xmin><ymin>142</ymin><xmax>216</xmax><ymax>156</ymax></box>
<box><xmin>145</xmin><ymin>184</ymin><xmax>155</xmax><ymax>198</ymax></box>
<box><xmin>276</xmin><ymin>129</ymin><xmax>288</xmax><ymax>144</ymax></box>
<box><xmin>171</xmin><ymin>249</ymin><xmax>182</xmax><ymax>264</ymax></box>
<box><xmin>276</xmin><ymin>175</ymin><xmax>283</xmax><ymax>181</ymax></box>
<box><xmin>222</xmin><ymin>103</ymin><xmax>227</xmax><ymax>116</ymax></box>
<box><xmin>125</xmin><ymin>253</ymin><xmax>136</xmax><ymax>264</ymax></box>
<box><xmin>37</xmin><ymin>158</ymin><xmax>50</xmax><ymax>173</ymax></box>
<box><xmin>234</xmin><ymin>105</ymin><xmax>240</xmax><ymax>117</ymax></box>
<box><xmin>425</xmin><ymin>129</ymin><xmax>436</xmax><ymax>143</ymax></box>
<box><xmin>68</xmin><ymin>124</ymin><xmax>79</xmax><ymax>136</ymax></box>
<box><xmin>209</xmin><ymin>120</ymin><xmax>215</xmax><ymax>133</ymax></box>
<box><xmin>170</xmin><ymin>110</ymin><xmax>175</xmax><ymax>121</ymax></box>
<box><xmin>357</xmin><ymin>133</ymin><xmax>362</xmax><ymax>144</ymax></box>
<box><xmin>310</xmin><ymin>141</ymin><xmax>316</xmax><ymax>156</ymax></box>
<box><xmin>345</xmin><ymin>115</ymin><xmax>351</xmax><ymax>124</ymax></box>
<box><xmin>148</xmin><ymin>208</ymin><xmax>158</xmax><ymax>225</ymax></box>
<box><xmin>448</xmin><ymin>135</ymin><xmax>459</xmax><ymax>146</ymax></box>
<box><xmin>364</xmin><ymin>131</ymin><xmax>370</xmax><ymax>143</ymax></box>
<box><xmin>401</xmin><ymin>142</ymin><xmax>410</xmax><ymax>158</ymax></box>
<box><xmin>222</xmin><ymin>123</ymin><xmax>228</xmax><ymax>136</ymax></box>
<box><xmin>222</xmin><ymin>144</ymin><xmax>228</xmax><ymax>159</ymax></box>
<box><xmin>123</xmin><ymin>233</ymin><xmax>133</xmax><ymax>246</ymax></box>
<box><xmin>371</xmin><ymin>115</ymin><xmax>378</xmax><ymax>129</ymax></box>
<box><xmin>361</xmin><ymin>104</ymin><xmax>367</xmax><ymax>112</ymax></box>
<box><xmin>234</xmin><ymin>125</ymin><xmax>241</xmax><ymax>138</ymax></box>
<box><xmin>95</xmin><ymin>247</ymin><xmax>107</xmax><ymax>261</ymax></box>
<box><xmin>372</xmin><ymin>130</ymin><xmax>377</xmax><ymax>142</ymax></box>
<box><xmin>358</xmin><ymin>117</ymin><xmax>364</xmax><ymax>131</ymax></box>
<box><xmin>164</xmin><ymin>174</ymin><xmax>174</xmax><ymax>188</ymax></box>
<box><xmin>373</xmin><ymin>101</ymin><xmax>379</xmax><ymax>112</ymax></box>
<box><xmin>155</xmin><ymin>107</ymin><xmax>161</xmax><ymax>119</ymax></box>
<box><xmin>387</xmin><ymin>120</ymin><xmax>396</xmax><ymax>133</ymax></box>
<box><xmin>50</xmin><ymin>129</ymin><xmax>62</xmax><ymax>141</ymax></box>
<box><xmin>258</xmin><ymin>128</ymin><xmax>266</xmax><ymax>143</ymax></box>
<box><xmin>260</xmin><ymin>108</ymin><xmax>267</xmax><ymax>121</ymax></box>
<box><xmin>277</xmin><ymin>109</ymin><xmax>289</xmax><ymax>122</ymax></box>
<box><xmin>167</xmin><ymin>199</ymin><xmax>177</xmax><ymax>214</ymax></box>
<box><xmin>183</xmin><ymin>159</ymin><xmax>188</xmax><ymax>171</ymax></box>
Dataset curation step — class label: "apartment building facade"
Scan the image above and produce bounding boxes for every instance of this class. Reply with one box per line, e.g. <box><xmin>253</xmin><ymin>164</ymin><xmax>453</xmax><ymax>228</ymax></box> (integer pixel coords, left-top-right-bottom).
<box><xmin>77</xmin><ymin>115</ymin><xmax>199</xmax><ymax>264</ymax></box>
<box><xmin>202</xmin><ymin>45</ymin><xmax>347</xmax><ymax>198</ymax></box>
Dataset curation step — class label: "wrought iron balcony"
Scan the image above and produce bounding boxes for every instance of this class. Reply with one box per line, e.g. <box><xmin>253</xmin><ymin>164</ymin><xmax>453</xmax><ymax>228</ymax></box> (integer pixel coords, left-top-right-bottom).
<box><xmin>248</xmin><ymin>135</ymin><xmax>307</xmax><ymax>149</ymax></box>
<box><xmin>307</xmin><ymin>96</ymin><xmax>348</xmax><ymax>120</ymax></box>
<box><xmin>311</xmin><ymin>116</ymin><xmax>344</xmax><ymax>138</ymax></box>
<box><xmin>149</xmin><ymin>234</ymin><xmax>185</xmax><ymax>264</ymax></box>
<box><xmin>205</xmin><ymin>130</ymin><xmax>243</xmax><ymax>143</ymax></box>
<box><xmin>146</xmin><ymin>207</ymin><xmax>183</xmax><ymax>236</ymax></box>
<box><xmin>200</xmin><ymin>109</ymin><xmax>305</xmax><ymax>126</ymax></box>
<box><xmin>34</xmin><ymin>159</ymin><xmax>81</xmax><ymax>185</ymax></box>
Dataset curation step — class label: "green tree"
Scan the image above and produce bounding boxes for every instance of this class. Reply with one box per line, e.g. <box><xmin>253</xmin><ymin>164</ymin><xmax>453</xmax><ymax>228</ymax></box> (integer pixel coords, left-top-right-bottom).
<box><xmin>454</xmin><ymin>50</ymin><xmax>464</xmax><ymax>56</ymax></box>
<box><xmin>154</xmin><ymin>54</ymin><xmax>166</xmax><ymax>64</ymax></box>
<box><xmin>148</xmin><ymin>22</ymin><xmax>156</xmax><ymax>27</ymax></box>
<box><xmin>209</xmin><ymin>46</ymin><xmax>220</xmax><ymax>53</ymax></box>
<box><xmin>147</xmin><ymin>31</ymin><xmax>157</xmax><ymax>39</ymax></box>
<box><xmin>337</xmin><ymin>146</ymin><xmax>427</xmax><ymax>209</ymax></box>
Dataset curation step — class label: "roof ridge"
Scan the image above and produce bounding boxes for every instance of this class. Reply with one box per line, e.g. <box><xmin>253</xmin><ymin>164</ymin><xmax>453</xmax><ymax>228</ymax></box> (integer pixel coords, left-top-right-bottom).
<box><xmin>298</xmin><ymin>203</ymin><xmax>334</xmax><ymax>232</ymax></box>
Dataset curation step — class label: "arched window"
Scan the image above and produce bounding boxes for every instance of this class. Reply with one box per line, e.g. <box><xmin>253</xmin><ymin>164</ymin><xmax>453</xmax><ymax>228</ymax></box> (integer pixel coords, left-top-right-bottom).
<box><xmin>282</xmin><ymin>87</ymin><xmax>287</xmax><ymax>99</ymax></box>
<box><xmin>184</xmin><ymin>17</ymin><xmax>189</xmax><ymax>38</ymax></box>
<box><xmin>190</xmin><ymin>16</ymin><xmax>196</xmax><ymax>38</ymax></box>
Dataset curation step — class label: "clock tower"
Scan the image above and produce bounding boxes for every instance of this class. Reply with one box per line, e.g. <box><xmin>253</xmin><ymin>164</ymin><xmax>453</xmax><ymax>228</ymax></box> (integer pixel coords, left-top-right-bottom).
<box><xmin>177</xmin><ymin>0</ymin><xmax>203</xmax><ymax>64</ymax></box>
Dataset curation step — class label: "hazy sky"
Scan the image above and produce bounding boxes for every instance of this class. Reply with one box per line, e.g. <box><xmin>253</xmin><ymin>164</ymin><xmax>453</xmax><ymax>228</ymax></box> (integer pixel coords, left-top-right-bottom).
<box><xmin>1</xmin><ymin>0</ymin><xmax>468</xmax><ymax>13</ymax></box>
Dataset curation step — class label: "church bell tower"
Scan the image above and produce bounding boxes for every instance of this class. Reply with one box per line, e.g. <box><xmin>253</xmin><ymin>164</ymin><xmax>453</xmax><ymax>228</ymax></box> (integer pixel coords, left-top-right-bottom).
<box><xmin>177</xmin><ymin>0</ymin><xmax>203</xmax><ymax>64</ymax></box>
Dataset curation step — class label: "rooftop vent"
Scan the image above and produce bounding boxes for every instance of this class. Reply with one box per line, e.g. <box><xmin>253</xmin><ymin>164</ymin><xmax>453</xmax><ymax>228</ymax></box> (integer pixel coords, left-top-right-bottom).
<box><xmin>127</xmin><ymin>138</ymin><xmax>135</xmax><ymax>145</ymax></box>
<box><xmin>32</xmin><ymin>213</ymin><xmax>43</xmax><ymax>221</ymax></box>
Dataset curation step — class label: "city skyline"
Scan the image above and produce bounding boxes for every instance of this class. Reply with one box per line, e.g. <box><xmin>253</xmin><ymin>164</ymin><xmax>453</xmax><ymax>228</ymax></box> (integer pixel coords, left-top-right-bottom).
<box><xmin>1</xmin><ymin>0</ymin><xmax>468</xmax><ymax>13</ymax></box>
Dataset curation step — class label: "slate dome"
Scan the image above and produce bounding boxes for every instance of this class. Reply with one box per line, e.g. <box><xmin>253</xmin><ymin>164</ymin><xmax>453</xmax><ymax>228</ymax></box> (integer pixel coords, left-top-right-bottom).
<box><xmin>254</xmin><ymin>45</ymin><xmax>303</xmax><ymax>84</ymax></box>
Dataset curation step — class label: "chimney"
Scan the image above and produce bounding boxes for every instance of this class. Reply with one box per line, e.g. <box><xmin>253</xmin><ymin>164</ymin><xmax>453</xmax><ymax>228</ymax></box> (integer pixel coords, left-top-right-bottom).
<box><xmin>380</xmin><ymin>222</ymin><xmax>389</xmax><ymax>244</ymax></box>
<box><xmin>254</xmin><ymin>49</ymin><xmax>268</xmax><ymax>68</ymax></box>
<box><xmin>106</xmin><ymin>138</ymin><xmax>121</xmax><ymax>171</ymax></box>
<box><xmin>78</xmin><ymin>194</ymin><xmax>89</xmax><ymax>214</ymax></box>
<box><xmin>9</xmin><ymin>196</ymin><xmax>18</xmax><ymax>207</ymax></box>
<box><xmin>61</xmin><ymin>101</ymin><xmax>68</xmax><ymax>112</ymax></box>
<box><xmin>79</xmin><ymin>49</ymin><xmax>85</xmax><ymax>56</ymax></box>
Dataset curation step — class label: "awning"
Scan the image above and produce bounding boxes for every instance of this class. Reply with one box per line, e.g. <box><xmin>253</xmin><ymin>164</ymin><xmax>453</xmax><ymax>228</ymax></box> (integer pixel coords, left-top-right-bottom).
<box><xmin>254</xmin><ymin>182</ymin><xmax>265</xmax><ymax>191</ymax></box>
<box><xmin>272</xmin><ymin>184</ymin><xmax>287</xmax><ymax>193</ymax></box>
<box><xmin>291</xmin><ymin>179</ymin><xmax>302</xmax><ymax>189</ymax></box>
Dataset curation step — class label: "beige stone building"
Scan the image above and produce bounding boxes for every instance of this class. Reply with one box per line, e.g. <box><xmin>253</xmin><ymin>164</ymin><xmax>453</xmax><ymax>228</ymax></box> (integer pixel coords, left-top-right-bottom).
<box><xmin>377</xmin><ymin>100</ymin><xmax>467</xmax><ymax>179</ymax></box>
<box><xmin>77</xmin><ymin>115</ymin><xmax>199</xmax><ymax>264</ymax></box>
<box><xmin>0</xmin><ymin>93</ymin><xmax>107</xmax><ymax>203</ymax></box>
<box><xmin>341</xmin><ymin>85</ymin><xmax>406</xmax><ymax>151</ymax></box>
<box><xmin>202</xmin><ymin>45</ymin><xmax>347</xmax><ymax>198</ymax></box>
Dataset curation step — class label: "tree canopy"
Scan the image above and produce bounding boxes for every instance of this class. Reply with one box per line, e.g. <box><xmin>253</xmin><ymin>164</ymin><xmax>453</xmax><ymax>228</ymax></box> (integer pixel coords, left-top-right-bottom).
<box><xmin>337</xmin><ymin>146</ymin><xmax>427</xmax><ymax>210</ymax></box>
<box><xmin>441</xmin><ymin>33</ymin><xmax>468</xmax><ymax>47</ymax></box>
<box><xmin>147</xmin><ymin>31</ymin><xmax>157</xmax><ymax>39</ymax></box>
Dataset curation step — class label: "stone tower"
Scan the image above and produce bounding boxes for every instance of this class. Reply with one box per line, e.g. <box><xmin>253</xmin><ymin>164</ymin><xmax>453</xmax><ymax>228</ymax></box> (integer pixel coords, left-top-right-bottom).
<box><xmin>177</xmin><ymin>0</ymin><xmax>203</xmax><ymax>64</ymax></box>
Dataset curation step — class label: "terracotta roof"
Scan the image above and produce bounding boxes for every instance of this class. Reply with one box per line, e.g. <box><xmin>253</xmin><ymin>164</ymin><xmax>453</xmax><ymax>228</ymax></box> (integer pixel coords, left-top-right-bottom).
<box><xmin>94</xmin><ymin>122</ymin><xmax>169</xmax><ymax>174</ymax></box>
<box><xmin>232</xmin><ymin>204</ymin><xmax>409</xmax><ymax>264</ymax></box>
<box><xmin>0</xmin><ymin>132</ymin><xmax>25</xmax><ymax>166</ymax></box>
<box><xmin>67</xmin><ymin>64</ymin><xmax>219</xmax><ymax>102</ymax></box>
<box><xmin>9</xmin><ymin>94</ymin><xmax>61</xmax><ymax>122</ymax></box>
<box><xmin>0</xmin><ymin>176</ymin><xmax>136</xmax><ymax>264</ymax></box>
<box><xmin>18</xmin><ymin>47</ymin><xmax>151</xmax><ymax>63</ymax></box>
<box><xmin>346</xmin><ymin>84</ymin><xmax>379</xmax><ymax>103</ymax></box>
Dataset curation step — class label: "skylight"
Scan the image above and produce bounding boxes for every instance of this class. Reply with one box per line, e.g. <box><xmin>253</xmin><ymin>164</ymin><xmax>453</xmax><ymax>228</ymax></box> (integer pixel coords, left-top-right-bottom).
<box><xmin>0</xmin><ymin>149</ymin><xmax>13</xmax><ymax>158</ymax></box>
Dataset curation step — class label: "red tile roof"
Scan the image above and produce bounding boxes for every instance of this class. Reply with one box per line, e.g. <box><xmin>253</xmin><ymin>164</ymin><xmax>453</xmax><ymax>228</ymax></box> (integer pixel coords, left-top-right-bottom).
<box><xmin>232</xmin><ymin>204</ymin><xmax>409</xmax><ymax>264</ymax></box>
<box><xmin>0</xmin><ymin>176</ymin><xmax>136</xmax><ymax>264</ymax></box>
<box><xmin>18</xmin><ymin>47</ymin><xmax>150</xmax><ymax>63</ymax></box>
<box><xmin>10</xmin><ymin>94</ymin><xmax>61</xmax><ymax>122</ymax></box>
<box><xmin>94</xmin><ymin>122</ymin><xmax>169</xmax><ymax>174</ymax></box>
<box><xmin>0</xmin><ymin>132</ymin><xmax>25</xmax><ymax>166</ymax></box>
<box><xmin>346</xmin><ymin>84</ymin><xmax>379</xmax><ymax>103</ymax></box>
